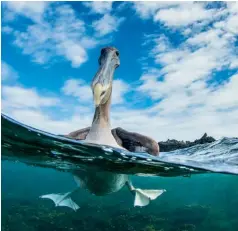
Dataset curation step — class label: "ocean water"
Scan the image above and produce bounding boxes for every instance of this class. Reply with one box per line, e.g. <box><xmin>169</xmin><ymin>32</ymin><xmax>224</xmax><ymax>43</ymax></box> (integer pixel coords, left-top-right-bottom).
<box><xmin>2</xmin><ymin>114</ymin><xmax>238</xmax><ymax>231</ymax></box>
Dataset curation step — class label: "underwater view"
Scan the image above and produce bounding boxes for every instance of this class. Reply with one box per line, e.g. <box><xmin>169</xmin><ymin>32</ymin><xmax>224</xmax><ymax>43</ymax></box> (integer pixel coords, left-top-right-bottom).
<box><xmin>2</xmin><ymin>114</ymin><xmax>238</xmax><ymax>231</ymax></box>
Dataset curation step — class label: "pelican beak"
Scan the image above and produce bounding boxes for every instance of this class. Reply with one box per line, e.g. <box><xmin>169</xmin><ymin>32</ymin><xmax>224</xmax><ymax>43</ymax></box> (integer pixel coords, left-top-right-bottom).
<box><xmin>91</xmin><ymin>47</ymin><xmax>120</xmax><ymax>107</ymax></box>
<box><xmin>93</xmin><ymin>83</ymin><xmax>103</xmax><ymax>107</ymax></box>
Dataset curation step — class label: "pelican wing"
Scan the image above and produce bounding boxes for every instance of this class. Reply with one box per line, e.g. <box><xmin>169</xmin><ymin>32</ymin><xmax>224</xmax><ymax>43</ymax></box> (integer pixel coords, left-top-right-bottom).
<box><xmin>64</xmin><ymin>126</ymin><xmax>159</xmax><ymax>156</ymax></box>
<box><xmin>111</xmin><ymin>127</ymin><xmax>160</xmax><ymax>156</ymax></box>
<box><xmin>64</xmin><ymin>127</ymin><xmax>91</xmax><ymax>140</ymax></box>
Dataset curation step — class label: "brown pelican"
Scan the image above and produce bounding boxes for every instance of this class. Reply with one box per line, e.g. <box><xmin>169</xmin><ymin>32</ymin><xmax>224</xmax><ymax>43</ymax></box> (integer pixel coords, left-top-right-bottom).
<box><xmin>40</xmin><ymin>47</ymin><xmax>165</xmax><ymax>211</ymax></box>
<box><xmin>66</xmin><ymin>47</ymin><xmax>160</xmax><ymax>156</ymax></box>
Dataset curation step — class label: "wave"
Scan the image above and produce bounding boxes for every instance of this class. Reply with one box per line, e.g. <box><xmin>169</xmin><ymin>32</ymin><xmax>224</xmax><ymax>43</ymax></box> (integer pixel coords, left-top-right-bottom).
<box><xmin>2</xmin><ymin>114</ymin><xmax>238</xmax><ymax>176</ymax></box>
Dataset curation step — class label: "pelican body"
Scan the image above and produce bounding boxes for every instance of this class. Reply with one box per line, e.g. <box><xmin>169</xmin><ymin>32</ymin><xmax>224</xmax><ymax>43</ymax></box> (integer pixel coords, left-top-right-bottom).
<box><xmin>40</xmin><ymin>47</ymin><xmax>165</xmax><ymax>211</ymax></box>
<box><xmin>74</xmin><ymin>170</ymin><xmax>128</xmax><ymax>196</ymax></box>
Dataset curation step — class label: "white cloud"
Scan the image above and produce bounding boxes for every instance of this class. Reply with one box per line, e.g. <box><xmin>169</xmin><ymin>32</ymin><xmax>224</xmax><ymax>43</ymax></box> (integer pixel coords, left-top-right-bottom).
<box><xmin>57</xmin><ymin>40</ymin><xmax>88</xmax><ymax>68</ymax></box>
<box><xmin>207</xmin><ymin>74</ymin><xmax>238</xmax><ymax>109</ymax></box>
<box><xmin>3</xmin><ymin>73</ymin><xmax>238</xmax><ymax>142</ymax></box>
<box><xmin>1</xmin><ymin>26</ymin><xmax>13</xmax><ymax>34</ymax></box>
<box><xmin>135</xmin><ymin>2</ymin><xmax>238</xmax><ymax>140</ymax></box>
<box><xmin>133</xmin><ymin>2</ymin><xmax>179</xmax><ymax>19</ymax></box>
<box><xmin>83</xmin><ymin>1</ymin><xmax>124</xmax><ymax>37</ymax></box>
<box><xmin>2</xmin><ymin>78</ymin><xmax>128</xmax><ymax>136</ymax></box>
<box><xmin>83</xmin><ymin>1</ymin><xmax>113</xmax><ymax>14</ymax></box>
<box><xmin>2</xmin><ymin>2</ymin><xmax>125</xmax><ymax>67</ymax></box>
<box><xmin>139</xmin><ymin>17</ymin><xmax>237</xmax><ymax>99</ymax></box>
<box><xmin>2</xmin><ymin>4</ymin><xmax>97</xmax><ymax>67</ymax></box>
<box><xmin>216</xmin><ymin>2</ymin><xmax>238</xmax><ymax>35</ymax></box>
<box><xmin>1</xmin><ymin>75</ymin><xmax>93</xmax><ymax>136</ymax></box>
<box><xmin>93</xmin><ymin>14</ymin><xmax>124</xmax><ymax>36</ymax></box>
<box><xmin>133</xmin><ymin>2</ymin><xmax>228</xmax><ymax>28</ymax></box>
<box><xmin>1</xmin><ymin>61</ymin><xmax>18</xmax><ymax>82</ymax></box>
<box><xmin>230</xmin><ymin>59</ymin><xmax>238</xmax><ymax>69</ymax></box>
<box><xmin>3</xmin><ymin>1</ymin><xmax>49</xmax><ymax>22</ymax></box>
<box><xmin>111</xmin><ymin>79</ymin><xmax>129</xmax><ymax>105</ymax></box>
<box><xmin>4</xmin><ymin>92</ymin><xmax>238</xmax><ymax>142</ymax></box>
<box><xmin>154</xmin><ymin>3</ymin><xmax>215</xmax><ymax>27</ymax></box>
<box><xmin>61</xmin><ymin>79</ymin><xmax>92</xmax><ymax>102</ymax></box>
<box><xmin>2</xmin><ymin>85</ymin><xmax>60</xmax><ymax>109</ymax></box>
<box><xmin>151</xmin><ymin>35</ymin><xmax>170</xmax><ymax>54</ymax></box>
<box><xmin>5</xmin><ymin>108</ymin><xmax>93</xmax><ymax>135</ymax></box>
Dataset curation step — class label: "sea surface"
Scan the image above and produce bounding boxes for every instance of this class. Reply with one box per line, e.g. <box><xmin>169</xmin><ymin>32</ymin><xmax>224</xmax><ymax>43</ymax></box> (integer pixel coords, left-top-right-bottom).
<box><xmin>2</xmin><ymin>114</ymin><xmax>238</xmax><ymax>231</ymax></box>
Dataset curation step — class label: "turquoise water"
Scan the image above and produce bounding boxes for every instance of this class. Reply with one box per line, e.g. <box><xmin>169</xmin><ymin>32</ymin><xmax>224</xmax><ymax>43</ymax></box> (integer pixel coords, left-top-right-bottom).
<box><xmin>2</xmin><ymin>161</ymin><xmax>238</xmax><ymax>231</ymax></box>
<box><xmin>2</xmin><ymin>114</ymin><xmax>238</xmax><ymax>231</ymax></box>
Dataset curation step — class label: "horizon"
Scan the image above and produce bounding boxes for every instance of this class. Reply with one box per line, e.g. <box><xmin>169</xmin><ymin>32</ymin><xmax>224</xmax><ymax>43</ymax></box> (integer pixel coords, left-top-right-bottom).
<box><xmin>1</xmin><ymin>1</ymin><xmax>238</xmax><ymax>141</ymax></box>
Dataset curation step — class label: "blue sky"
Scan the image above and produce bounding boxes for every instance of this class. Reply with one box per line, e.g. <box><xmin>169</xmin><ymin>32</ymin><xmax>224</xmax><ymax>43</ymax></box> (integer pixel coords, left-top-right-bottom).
<box><xmin>1</xmin><ymin>1</ymin><xmax>238</xmax><ymax>141</ymax></box>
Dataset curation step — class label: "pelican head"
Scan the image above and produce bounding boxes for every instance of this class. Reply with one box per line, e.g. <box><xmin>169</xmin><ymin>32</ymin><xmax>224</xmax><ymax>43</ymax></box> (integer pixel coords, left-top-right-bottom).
<box><xmin>91</xmin><ymin>47</ymin><xmax>120</xmax><ymax>107</ymax></box>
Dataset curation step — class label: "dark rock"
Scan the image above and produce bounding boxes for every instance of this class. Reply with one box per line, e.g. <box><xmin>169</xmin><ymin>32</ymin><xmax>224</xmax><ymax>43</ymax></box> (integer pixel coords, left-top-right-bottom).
<box><xmin>158</xmin><ymin>133</ymin><xmax>216</xmax><ymax>152</ymax></box>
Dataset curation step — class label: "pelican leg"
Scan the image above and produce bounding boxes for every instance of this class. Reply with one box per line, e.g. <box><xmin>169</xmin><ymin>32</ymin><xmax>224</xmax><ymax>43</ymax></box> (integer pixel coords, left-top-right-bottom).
<box><xmin>40</xmin><ymin>187</ymin><xmax>80</xmax><ymax>211</ymax></box>
<box><xmin>126</xmin><ymin>181</ymin><xmax>166</xmax><ymax>207</ymax></box>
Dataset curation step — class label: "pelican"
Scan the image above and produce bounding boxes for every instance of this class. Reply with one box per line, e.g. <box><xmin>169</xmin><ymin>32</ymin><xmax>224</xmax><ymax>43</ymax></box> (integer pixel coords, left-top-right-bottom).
<box><xmin>66</xmin><ymin>47</ymin><xmax>159</xmax><ymax>155</ymax></box>
<box><xmin>40</xmin><ymin>47</ymin><xmax>165</xmax><ymax>211</ymax></box>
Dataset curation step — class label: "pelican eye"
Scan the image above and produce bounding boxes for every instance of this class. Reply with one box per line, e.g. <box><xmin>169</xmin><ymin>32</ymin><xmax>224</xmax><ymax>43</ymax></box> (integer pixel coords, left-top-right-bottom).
<box><xmin>115</xmin><ymin>51</ymin><xmax>119</xmax><ymax>56</ymax></box>
<box><xmin>101</xmin><ymin>48</ymin><xmax>106</xmax><ymax>55</ymax></box>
